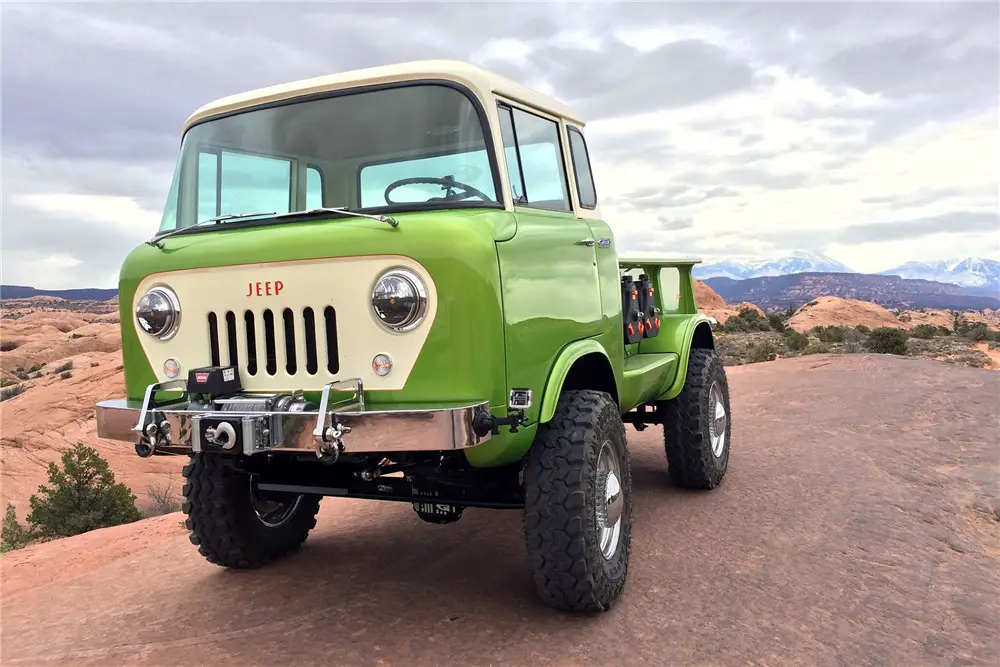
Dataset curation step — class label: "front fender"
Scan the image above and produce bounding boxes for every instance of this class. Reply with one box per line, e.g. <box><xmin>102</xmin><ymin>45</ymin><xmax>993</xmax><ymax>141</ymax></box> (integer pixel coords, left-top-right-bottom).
<box><xmin>655</xmin><ymin>314</ymin><xmax>715</xmax><ymax>401</ymax></box>
<box><xmin>538</xmin><ymin>338</ymin><xmax>616</xmax><ymax>423</ymax></box>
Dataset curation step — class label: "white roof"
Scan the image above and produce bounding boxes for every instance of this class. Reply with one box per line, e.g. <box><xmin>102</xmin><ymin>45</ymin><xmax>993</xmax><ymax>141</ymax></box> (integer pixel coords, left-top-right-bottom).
<box><xmin>183</xmin><ymin>59</ymin><xmax>585</xmax><ymax>132</ymax></box>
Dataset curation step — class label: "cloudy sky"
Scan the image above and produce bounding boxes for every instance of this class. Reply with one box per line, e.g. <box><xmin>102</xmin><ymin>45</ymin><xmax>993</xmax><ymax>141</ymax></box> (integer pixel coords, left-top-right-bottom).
<box><xmin>2</xmin><ymin>1</ymin><xmax>998</xmax><ymax>289</ymax></box>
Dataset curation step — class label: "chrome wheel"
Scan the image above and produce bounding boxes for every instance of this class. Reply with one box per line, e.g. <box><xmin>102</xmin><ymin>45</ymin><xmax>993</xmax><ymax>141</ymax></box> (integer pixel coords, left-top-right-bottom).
<box><xmin>708</xmin><ymin>381</ymin><xmax>728</xmax><ymax>458</ymax></box>
<box><xmin>250</xmin><ymin>479</ymin><xmax>302</xmax><ymax>528</ymax></box>
<box><xmin>596</xmin><ymin>439</ymin><xmax>624</xmax><ymax>560</ymax></box>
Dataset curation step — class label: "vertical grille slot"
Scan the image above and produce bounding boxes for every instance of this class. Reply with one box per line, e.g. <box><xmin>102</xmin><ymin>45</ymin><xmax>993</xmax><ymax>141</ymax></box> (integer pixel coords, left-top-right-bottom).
<box><xmin>303</xmin><ymin>307</ymin><xmax>318</xmax><ymax>375</ymax></box>
<box><xmin>207</xmin><ymin>313</ymin><xmax>221</xmax><ymax>367</ymax></box>
<box><xmin>282</xmin><ymin>308</ymin><xmax>297</xmax><ymax>375</ymax></box>
<box><xmin>225</xmin><ymin>311</ymin><xmax>239</xmax><ymax>367</ymax></box>
<box><xmin>262</xmin><ymin>309</ymin><xmax>277</xmax><ymax>376</ymax></box>
<box><xmin>244</xmin><ymin>310</ymin><xmax>258</xmax><ymax>376</ymax></box>
<box><xmin>323</xmin><ymin>306</ymin><xmax>340</xmax><ymax>375</ymax></box>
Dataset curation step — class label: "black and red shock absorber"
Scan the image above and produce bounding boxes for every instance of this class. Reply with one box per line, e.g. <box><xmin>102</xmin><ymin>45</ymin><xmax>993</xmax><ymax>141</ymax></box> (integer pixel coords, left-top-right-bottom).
<box><xmin>637</xmin><ymin>273</ymin><xmax>661</xmax><ymax>338</ymax></box>
<box><xmin>621</xmin><ymin>275</ymin><xmax>645</xmax><ymax>344</ymax></box>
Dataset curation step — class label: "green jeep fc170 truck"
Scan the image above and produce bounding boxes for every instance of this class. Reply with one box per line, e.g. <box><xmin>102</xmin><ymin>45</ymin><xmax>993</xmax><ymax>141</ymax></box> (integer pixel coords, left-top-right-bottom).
<box><xmin>95</xmin><ymin>59</ymin><xmax>732</xmax><ymax>613</ymax></box>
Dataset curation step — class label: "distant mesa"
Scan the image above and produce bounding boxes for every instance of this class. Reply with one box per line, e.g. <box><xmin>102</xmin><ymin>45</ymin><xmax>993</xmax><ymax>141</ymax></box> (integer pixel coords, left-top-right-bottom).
<box><xmin>693</xmin><ymin>253</ymin><xmax>1000</xmax><ymax>297</ymax></box>
<box><xmin>1</xmin><ymin>285</ymin><xmax>118</xmax><ymax>302</ymax></box>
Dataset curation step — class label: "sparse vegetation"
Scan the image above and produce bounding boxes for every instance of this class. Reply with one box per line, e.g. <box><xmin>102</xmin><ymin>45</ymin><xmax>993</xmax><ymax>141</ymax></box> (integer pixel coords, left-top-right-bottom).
<box><xmin>1</xmin><ymin>340</ymin><xmax>20</xmax><ymax>351</ymax></box>
<box><xmin>60</xmin><ymin>371</ymin><xmax>73</xmax><ymax>380</ymax></box>
<box><xmin>784</xmin><ymin>329</ymin><xmax>809</xmax><ymax>351</ymax></box>
<box><xmin>90</xmin><ymin>361</ymin><xmax>100</xmax><ymax>367</ymax></box>
<box><xmin>144</xmin><ymin>481</ymin><xmax>181</xmax><ymax>517</ymax></box>
<box><xmin>53</xmin><ymin>360</ymin><xmax>73</xmax><ymax>373</ymax></box>
<box><xmin>722</xmin><ymin>306</ymin><xmax>772</xmax><ymax>333</ymax></box>
<box><xmin>1</xmin><ymin>384</ymin><xmax>27</xmax><ymax>401</ymax></box>
<box><xmin>803</xmin><ymin>343</ymin><xmax>831</xmax><ymax>355</ymax></box>
<box><xmin>12</xmin><ymin>363</ymin><xmax>43</xmax><ymax>380</ymax></box>
<box><xmin>911</xmin><ymin>324</ymin><xmax>940</xmax><ymax>339</ymax></box>
<box><xmin>70</xmin><ymin>333</ymin><xmax>86</xmax><ymax>339</ymax></box>
<box><xmin>866</xmin><ymin>327</ymin><xmax>909</xmax><ymax>355</ymax></box>
<box><xmin>957</xmin><ymin>321</ymin><xmax>998</xmax><ymax>342</ymax></box>
<box><xmin>812</xmin><ymin>325</ymin><xmax>847</xmax><ymax>343</ymax></box>
<box><xmin>1</xmin><ymin>504</ymin><xmax>33</xmax><ymax>553</ymax></box>
<box><xmin>25</xmin><ymin>442</ymin><xmax>142</xmax><ymax>540</ymax></box>
<box><xmin>749</xmin><ymin>340</ymin><xmax>778</xmax><ymax>363</ymax></box>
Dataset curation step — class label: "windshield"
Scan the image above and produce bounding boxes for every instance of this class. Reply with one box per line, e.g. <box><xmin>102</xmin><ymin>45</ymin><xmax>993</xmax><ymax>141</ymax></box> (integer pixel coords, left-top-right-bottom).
<box><xmin>157</xmin><ymin>83</ymin><xmax>501</xmax><ymax>233</ymax></box>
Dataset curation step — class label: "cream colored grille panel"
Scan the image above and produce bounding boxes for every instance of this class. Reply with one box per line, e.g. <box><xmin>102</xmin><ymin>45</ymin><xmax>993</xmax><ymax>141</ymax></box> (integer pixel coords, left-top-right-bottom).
<box><xmin>133</xmin><ymin>255</ymin><xmax>437</xmax><ymax>392</ymax></box>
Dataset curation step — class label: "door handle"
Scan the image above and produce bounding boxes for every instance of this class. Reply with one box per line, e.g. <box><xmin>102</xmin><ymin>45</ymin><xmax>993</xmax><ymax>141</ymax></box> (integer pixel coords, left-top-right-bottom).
<box><xmin>576</xmin><ymin>238</ymin><xmax>596</xmax><ymax>247</ymax></box>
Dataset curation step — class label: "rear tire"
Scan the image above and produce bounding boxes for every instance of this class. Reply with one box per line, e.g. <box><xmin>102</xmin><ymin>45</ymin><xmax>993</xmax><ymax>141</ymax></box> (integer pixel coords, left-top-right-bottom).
<box><xmin>661</xmin><ymin>348</ymin><xmax>731</xmax><ymax>489</ymax></box>
<box><xmin>182</xmin><ymin>454</ymin><xmax>321</xmax><ymax>568</ymax></box>
<box><xmin>523</xmin><ymin>389</ymin><xmax>632</xmax><ymax>612</ymax></box>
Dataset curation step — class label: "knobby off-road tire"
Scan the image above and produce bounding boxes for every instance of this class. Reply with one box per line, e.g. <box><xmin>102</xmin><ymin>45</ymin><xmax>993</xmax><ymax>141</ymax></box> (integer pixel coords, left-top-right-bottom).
<box><xmin>661</xmin><ymin>348</ymin><xmax>732</xmax><ymax>489</ymax></box>
<box><xmin>182</xmin><ymin>454</ymin><xmax>321</xmax><ymax>568</ymax></box>
<box><xmin>523</xmin><ymin>389</ymin><xmax>633</xmax><ymax>613</ymax></box>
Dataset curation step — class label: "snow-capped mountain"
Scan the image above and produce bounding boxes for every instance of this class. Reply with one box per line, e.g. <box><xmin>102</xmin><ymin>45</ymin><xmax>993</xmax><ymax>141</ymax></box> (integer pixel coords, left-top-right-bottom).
<box><xmin>878</xmin><ymin>258</ymin><xmax>1000</xmax><ymax>293</ymax></box>
<box><xmin>692</xmin><ymin>251</ymin><xmax>855</xmax><ymax>280</ymax></box>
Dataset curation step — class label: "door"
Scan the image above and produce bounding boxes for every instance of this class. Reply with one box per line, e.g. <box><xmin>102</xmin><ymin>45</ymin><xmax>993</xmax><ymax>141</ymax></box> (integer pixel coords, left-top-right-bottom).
<box><xmin>494</xmin><ymin>102</ymin><xmax>604</xmax><ymax>403</ymax></box>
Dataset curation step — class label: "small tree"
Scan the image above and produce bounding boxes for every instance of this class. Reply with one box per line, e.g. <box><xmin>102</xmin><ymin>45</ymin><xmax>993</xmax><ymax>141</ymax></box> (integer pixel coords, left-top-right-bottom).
<box><xmin>26</xmin><ymin>443</ymin><xmax>142</xmax><ymax>539</ymax></box>
<box><xmin>911</xmin><ymin>324</ymin><xmax>939</xmax><ymax>339</ymax></box>
<box><xmin>1</xmin><ymin>503</ymin><xmax>33</xmax><ymax>552</ymax></box>
<box><xmin>865</xmin><ymin>327</ymin><xmax>908</xmax><ymax>355</ymax></box>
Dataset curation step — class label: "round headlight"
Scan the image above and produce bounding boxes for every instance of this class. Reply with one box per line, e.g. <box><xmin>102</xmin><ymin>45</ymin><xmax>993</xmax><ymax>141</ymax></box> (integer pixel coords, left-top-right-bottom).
<box><xmin>371</xmin><ymin>269</ymin><xmax>427</xmax><ymax>332</ymax></box>
<box><xmin>135</xmin><ymin>286</ymin><xmax>181</xmax><ymax>340</ymax></box>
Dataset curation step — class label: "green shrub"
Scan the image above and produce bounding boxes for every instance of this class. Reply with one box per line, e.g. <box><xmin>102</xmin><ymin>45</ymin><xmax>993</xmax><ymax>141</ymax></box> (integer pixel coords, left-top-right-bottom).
<box><xmin>937</xmin><ymin>326</ymin><xmax>952</xmax><ymax>336</ymax></box>
<box><xmin>26</xmin><ymin>443</ymin><xmax>142</xmax><ymax>539</ymax></box>
<box><xmin>749</xmin><ymin>341</ymin><xmax>778</xmax><ymax>363</ymax></box>
<box><xmin>0</xmin><ymin>340</ymin><xmax>20</xmax><ymax>352</ymax></box>
<box><xmin>784</xmin><ymin>329</ymin><xmax>809</xmax><ymax>351</ymax></box>
<box><xmin>0</xmin><ymin>384</ymin><xmax>26</xmax><ymax>402</ymax></box>
<box><xmin>812</xmin><ymin>325</ymin><xmax>846</xmax><ymax>343</ymax></box>
<box><xmin>956</xmin><ymin>321</ymin><xmax>998</xmax><ymax>342</ymax></box>
<box><xmin>767</xmin><ymin>313</ymin><xmax>786</xmax><ymax>333</ymax></box>
<box><xmin>911</xmin><ymin>324</ymin><xmax>939</xmax><ymax>339</ymax></box>
<box><xmin>60</xmin><ymin>371</ymin><xmax>73</xmax><ymax>380</ymax></box>
<box><xmin>53</xmin><ymin>361</ymin><xmax>73</xmax><ymax>373</ymax></box>
<box><xmin>865</xmin><ymin>327</ymin><xmax>908</xmax><ymax>355</ymax></box>
<box><xmin>723</xmin><ymin>306</ymin><xmax>772</xmax><ymax>333</ymax></box>
<box><xmin>855</xmin><ymin>325</ymin><xmax>871</xmax><ymax>335</ymax></box>
<box><xmin>803</xmin><ymin>343</ymin><xmax>831</xmax><ymax>355</ymax></box>
<box><xmin>1</xmin><ymin>503</ymin><xmax>33</xmax><ymax>553</ymax></box>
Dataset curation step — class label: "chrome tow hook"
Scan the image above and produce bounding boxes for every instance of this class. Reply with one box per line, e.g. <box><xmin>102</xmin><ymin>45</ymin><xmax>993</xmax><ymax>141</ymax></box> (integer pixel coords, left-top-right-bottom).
<box><xmin>316</xmin><ymin>423</ymin><xmax>350</xmax><ymax>463</ymax></box>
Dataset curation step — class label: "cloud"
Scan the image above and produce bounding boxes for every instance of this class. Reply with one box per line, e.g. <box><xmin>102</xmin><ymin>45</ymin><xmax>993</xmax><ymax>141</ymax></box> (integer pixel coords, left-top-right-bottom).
<box><xmin>1</xmin><ymin>1</ymin><xmax>998</xmax><ymax>288</ymax></box>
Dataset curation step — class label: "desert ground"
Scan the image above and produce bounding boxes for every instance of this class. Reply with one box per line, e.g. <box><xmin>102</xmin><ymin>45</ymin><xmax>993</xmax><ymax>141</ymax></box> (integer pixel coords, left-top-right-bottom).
<box><xmin>2</xmin><ymin>354</ymin><xmax>999</xmax><ymax>666</ymax></box>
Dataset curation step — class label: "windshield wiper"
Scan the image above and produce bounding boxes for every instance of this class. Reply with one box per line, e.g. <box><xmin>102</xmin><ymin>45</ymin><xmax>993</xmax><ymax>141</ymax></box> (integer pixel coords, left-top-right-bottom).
<box><xmin>271</xmin><ymin>207</ymin><xmax>399</xmax><ymax>228</ymax></box>
<box><xmin>146</xmin><ymin>211</ymin><xmax>277</xmax><ymax>248</ymax></box>
<box><xmin>146</xmin><ymin>207</ymin><xmax>399</xmax><ymax>250</ymax></box>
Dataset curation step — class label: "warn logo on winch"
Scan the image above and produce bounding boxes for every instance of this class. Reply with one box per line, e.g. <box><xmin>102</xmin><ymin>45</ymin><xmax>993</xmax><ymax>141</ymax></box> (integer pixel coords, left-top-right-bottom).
<box><xmin>194</xmin><ymin>372</ymin><xmax>210</xmax><ymax>383</ymax></box>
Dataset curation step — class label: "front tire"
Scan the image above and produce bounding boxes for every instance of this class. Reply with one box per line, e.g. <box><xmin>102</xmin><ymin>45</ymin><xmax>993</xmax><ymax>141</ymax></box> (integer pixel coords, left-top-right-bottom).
<box><xmin>523</xmin><ymin>389</ymin><xmax>633</xmax><ymax>612</ymax></box>
<box><xmin>661</xmin><ymin>348</ymin><xmax>732</xmax><ymax>489</ymax></box>
<box><xmin>182</xmin><ymin>454</ymin><xmax>321</xmax><ymax>568</ymax></box>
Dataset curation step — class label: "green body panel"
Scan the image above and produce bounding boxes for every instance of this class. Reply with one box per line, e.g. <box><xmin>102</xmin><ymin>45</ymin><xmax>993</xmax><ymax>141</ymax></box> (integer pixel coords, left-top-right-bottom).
<box><xmin>116</xmin><ymin>208</ymin><xmax>712</xmax><ymax>469</ymax></box>
<box><xmin>620</xmin><ymin>353</ymin><xmax>680</xmax><ymax>410</ymax></box>
<box><xmin>536</xmin><ymin>338</ymin><xmax>615</xmax><ymax>424</ymax></box>
<box><xmin>117</xmin><ymin>209</ymin><xmax>514</xmax><ymax>427</ymax></box>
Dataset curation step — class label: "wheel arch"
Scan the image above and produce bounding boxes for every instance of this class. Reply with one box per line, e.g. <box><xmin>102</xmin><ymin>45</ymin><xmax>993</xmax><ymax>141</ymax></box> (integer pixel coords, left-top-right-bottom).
<box><xmin>656</xmin><ymin>316</ymin><xmax>716</xmax><ymax>402</ymax></box>
<box><xmin>538</xmin><ymin>339</ymin><xmax>619</xmax><ymax>423</ymax></box>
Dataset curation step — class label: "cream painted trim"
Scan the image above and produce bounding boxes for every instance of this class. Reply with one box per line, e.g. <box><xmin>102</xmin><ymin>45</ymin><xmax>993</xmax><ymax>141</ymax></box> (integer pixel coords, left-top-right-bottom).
<box><xmin>132</xmin><ymin>255</ymin><xmax>438</xmax><ymax>392</ymax></box>
<box><xmin>183</xmin><ymin>59</ymin><xmax>585</xmax><ymax>133</ymax></box>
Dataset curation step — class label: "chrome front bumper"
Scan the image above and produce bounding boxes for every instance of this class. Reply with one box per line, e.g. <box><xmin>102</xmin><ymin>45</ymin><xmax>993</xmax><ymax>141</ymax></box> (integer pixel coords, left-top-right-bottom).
<box><xmin>95</xmin><ymin>378</ymin><xmax>493</xmax><ymax>459</ymax></box>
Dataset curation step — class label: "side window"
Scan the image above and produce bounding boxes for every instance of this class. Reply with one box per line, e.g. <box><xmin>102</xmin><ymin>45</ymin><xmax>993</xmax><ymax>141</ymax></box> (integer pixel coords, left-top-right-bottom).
<box><xmin>196</xmin><ymin>150</ymin><xmax>292</xmax><ymax>222</ymax></box>
<box><xmin>497</xmin><ymin>106</ymin><xmax>526</xmax><ymax>204</ymax></box>
<box><xmin>307</xmin><ymin>166</ymin><xmax>324</xmax><ymax>209</ymax></box>
<box><xmin>499</xmin><ymin>103</ymin><xmax>572</xmax><ymax>212</ymax></box>
<box><xmin>567</xmin><ymin>127</ymin><xmax>597</xmax><ymax>209</ymax></box>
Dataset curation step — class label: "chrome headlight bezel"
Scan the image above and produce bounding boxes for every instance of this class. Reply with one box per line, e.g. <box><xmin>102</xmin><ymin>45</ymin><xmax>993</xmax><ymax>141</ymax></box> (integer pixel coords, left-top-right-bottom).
<box><xmin>370</xmin><ymin>268</ymin><xmax>428</xmax><ymax>333</ymax></box>
<box><xmin>135</xmin><ymin>285</ymin><xmax>181</xmax><ymax>341</ymax></box>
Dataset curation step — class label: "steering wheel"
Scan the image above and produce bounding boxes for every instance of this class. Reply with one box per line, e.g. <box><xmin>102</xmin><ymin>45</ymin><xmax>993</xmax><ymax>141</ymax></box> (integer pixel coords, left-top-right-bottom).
<box><xmin>383</xmin><ymin>175</ymin><xmax>493</xmax><ymax>206</ymax></box>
